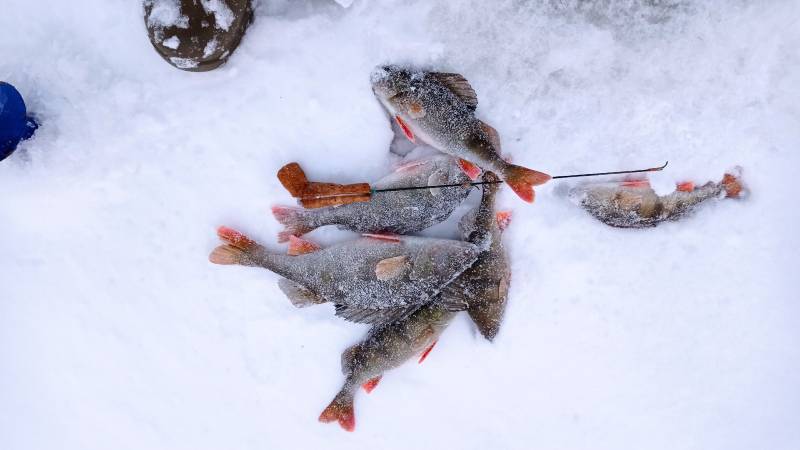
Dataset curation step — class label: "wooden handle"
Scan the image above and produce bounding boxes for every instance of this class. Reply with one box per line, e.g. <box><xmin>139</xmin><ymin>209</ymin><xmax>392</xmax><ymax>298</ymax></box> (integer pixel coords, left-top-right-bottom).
<box><xmin>277</xmin><ymin>162</ymin><xmax>372</xmax><ymax>209</ymax></box>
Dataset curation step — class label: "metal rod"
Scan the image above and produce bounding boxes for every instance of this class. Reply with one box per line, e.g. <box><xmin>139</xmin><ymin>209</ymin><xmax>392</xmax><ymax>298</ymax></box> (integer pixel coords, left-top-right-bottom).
<box><xmin>551</xmin><ymin>161</ymin><xmax>668</xmax><ymax>179</ymax></box>
<box><xmin>373</xmin><ymin>161</ymin><xmax>668</xmax><ymax>194</ymax></box>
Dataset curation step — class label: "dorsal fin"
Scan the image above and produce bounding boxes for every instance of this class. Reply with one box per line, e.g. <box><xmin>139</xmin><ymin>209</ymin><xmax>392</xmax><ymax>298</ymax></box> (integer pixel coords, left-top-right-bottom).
<box><xmin>375</xmin><ymin>255</ymin><xmax>409</xmax><ymax>281</ymax></box>
<box><xmin>430</xmin><ymin>72</ymin><xmax>478</xmax><ymax>110</ymax></box>
<box><xmin>478</xmin><ymin>120</ymin><xmax>502</xmax><ymax>151</ymax></box>
<box><xmin>334</xmin><ymin>304</ymin><xmax>419</xmax><ymax>325</ymax></box>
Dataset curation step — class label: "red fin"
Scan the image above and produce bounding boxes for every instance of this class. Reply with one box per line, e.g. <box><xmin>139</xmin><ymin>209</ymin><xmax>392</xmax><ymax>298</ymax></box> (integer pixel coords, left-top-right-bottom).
<box><xmin>458</xmin><ymin>158</ymin><xmax>482</xmax><ymax>180</ymax></box>
<box><xmin>362</xmin><ymin>376</ymin><xmax>382</xmax><ymax>394</ymax></box>
<box><xmin>676</xmin><ymin>181</ymin><xmax>695</xmax><ymax>192</ymax></box>
<box><xmin>211</xmin><ymin>226</ymin><xmax>260</xmax><ymax>265</ymax></box>
<box><xmin>217</xmin><ymin>226</ymin><xmax>257</xmax><ymax>250</ymax></box>
<box><xmin>504</xmin><ymin>165</ymin><xmax>551</xmax><ymax>203</ymax></box>
<box><xmin>495</xmin><ymin>210</ymin><xmax>512</xmax><ymax>231</ymax></box>
<box><xmin>395</xmin><ymin>115</ymin><xmax>415</xmax><ymax>143</ymax></box>
<box><xmin>363</xmin><ymin>233</ymin><xmax>401</xmax><ymax>242</ymax></box>
<box><xmin>271</xmin><ymin>205</ymin><xmax>314</xmax><ymax>243</ymax></box>
<box><xmin>418</xmin><ymin>340</ymin><xmax>437</xmax><ymax>364</ymax></box>
<box><xmin>620</xmin><ymin>179</ymin><xmax>651</xmax><ymax>189</ymax></box>
<box><xmin>319</xmin><ymin>397</ymin><xmax>355</xmax><ymax>432</ymax></box>
<box><xmin>287</xmin><ymin>235</ymin><xmax>321</xmax><ymax>256</ymax></box>
<box><xmin>721</xmin><ymin>172</ymin><xmax>743</xmax><ymax>198</ymax></box>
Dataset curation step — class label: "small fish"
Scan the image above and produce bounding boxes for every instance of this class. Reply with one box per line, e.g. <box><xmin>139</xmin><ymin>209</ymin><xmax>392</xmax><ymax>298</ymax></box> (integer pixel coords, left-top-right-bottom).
<box><xmin>272</xmin><ymin>155</ymin><xmax>471</xmax><ymax>242</ymax></box>
<box><xmin>442</xmin><ymin>172</ymin><xmax>512</xmax><ymax>341</ymax></box>
<box><xmin>571</xmin><ymin>170</ymin><xmax>745</xmax><ymax>228</ymax></box>
<box><xmin>319</xmin><ymin>303</ymin><xmax>455</xmax><ymax>432</ymax></box>
<box><xmin>371</xmin><ymin>65</ymin><xmax>551</xmax><ymax>203</ymax></box>
<box><xmin>209</xmin><ymin>228</ymin><xmax>478</xmax><ymax>324</ymax></box>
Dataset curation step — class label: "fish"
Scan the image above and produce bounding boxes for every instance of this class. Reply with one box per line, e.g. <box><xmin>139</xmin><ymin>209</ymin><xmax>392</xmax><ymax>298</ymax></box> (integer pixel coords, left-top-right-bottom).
<box><xmin>209</xmin><ymin>227</ymin><xmax>478</xmax><ymax>324</ymax></box>
<box><xmin>442</xmin><ymin>172</ymin><xmax>512</xmax><ymax>341</ymax></box>
<box><xmin>318</xmin><ymin>303</ymin><xmax>455</xmax><ymax>432</ymax></box>
<box><xmin>370</xmin><ymin>65</ymin><xmax>551</xmax><ymax>203</ymax></box>
<box><xmin>271</xmin><ymin>155</ymin><xmax>472</xmax><ymax>242</ymax></box>
<box><xmin>570</xmin><ymin>169</ymin><xmax>745</xmax><ymax>228</ymax></box>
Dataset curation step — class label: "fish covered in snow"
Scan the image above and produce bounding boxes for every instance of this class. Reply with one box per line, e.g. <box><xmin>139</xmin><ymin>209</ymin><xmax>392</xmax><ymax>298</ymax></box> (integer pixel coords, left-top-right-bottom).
<box><xmin>443</xmin><ymin>171</ymin><xmax>512</xmax><ymax>341</ymax></box>
<box><xmin>318</xmin><ymin>303</ymin><xmax>455</xmax><ymax>432</ymax></box>
<box><xmin>570</xmin><ymin>169</ymin><xmax>745</xmax><ymax>228</ymax></box>
<box><xmin>371</xmin><ymin>65</ymin><xmax>551</xmax><ymax>203</ymax></box>
<box><xmin>272</xmin><ymin>155</ymin><xmax>471</xmax><ymax>242</ymax></box>
<box><xmin>209</xmin><ymin>227</ymin><xmax>478</xmax><ymax>324</ymax></box>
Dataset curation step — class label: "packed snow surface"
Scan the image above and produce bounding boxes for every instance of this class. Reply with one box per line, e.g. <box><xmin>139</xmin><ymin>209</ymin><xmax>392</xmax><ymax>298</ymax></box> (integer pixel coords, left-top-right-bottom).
<box><xmin>1</xmin><ymin>1</ymin><xmax>798</xmax><ymax>449</ymax></box>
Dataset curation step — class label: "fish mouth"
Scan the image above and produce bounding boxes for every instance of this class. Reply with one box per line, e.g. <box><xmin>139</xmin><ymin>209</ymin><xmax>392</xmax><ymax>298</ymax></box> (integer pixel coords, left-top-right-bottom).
<box><xmin>370</xmin><ymin>65</ymin><xmax>403</xmax><ymax>99</ymax></box>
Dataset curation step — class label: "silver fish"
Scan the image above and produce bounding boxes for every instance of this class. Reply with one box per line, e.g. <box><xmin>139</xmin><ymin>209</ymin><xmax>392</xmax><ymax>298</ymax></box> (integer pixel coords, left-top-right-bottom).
<box><xmin>271</xmin><ymin>155</ymin><xmax>471</xmax><ymax>242</ymax></box>
<box><xmin>318</xmin><ymin>303</ymin><xmax>455</xmax><ymax>432</ymax></box>
<box><xmin>209</xmin><ymin>227</ymin><xmax>478</xmax><ymax>324</ymax></box>
<box><xmin>571</xmin><ymin>171</ymin><xmax>744</xmax><ymax>228</ymax></box>
<box><xmin>371</xmin><ymin>65</ymin><xmax>550</xmax><ymax>203</ymax></box>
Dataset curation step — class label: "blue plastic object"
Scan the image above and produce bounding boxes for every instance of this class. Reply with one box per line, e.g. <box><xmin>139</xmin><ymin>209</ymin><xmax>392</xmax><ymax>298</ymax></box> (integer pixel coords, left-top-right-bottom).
<box><xmin>1</xmin><ymin>81</ymin><xmax>38</xmax><ymax>162</ymax></box>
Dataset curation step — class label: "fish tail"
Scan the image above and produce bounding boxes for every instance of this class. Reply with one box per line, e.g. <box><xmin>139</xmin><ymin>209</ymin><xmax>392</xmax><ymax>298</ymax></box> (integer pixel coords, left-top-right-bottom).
<box><xmin>209</xmin><ymin>226</ymin><xmax>264</xmax><ymax>266</ymax></box>
<box><xmin>502</xmin><ymin>164</ymin><xmax>551</xmax><ymax>203</ymax></box>
<box><xmin>721</xmin><ymin>170</ymin><xmax>744</xmax><ymax>198</ymax></box>
<box><xmin>318</xmin><ymin>388</ymin><xmax>356</xmax><ymax>432</ymax></box>
<box><xmin>271</xmin><ymin>205</ymin><xmax>316</xmax><ymax>243</ymax></box>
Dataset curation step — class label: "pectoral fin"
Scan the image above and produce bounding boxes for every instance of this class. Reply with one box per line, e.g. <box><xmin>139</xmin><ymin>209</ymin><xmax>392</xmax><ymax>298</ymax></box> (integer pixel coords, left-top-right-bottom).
<box><xmin>375</xmin><ymin>255</ymin><xmax>409</xmax><ymax>281</ymax></box>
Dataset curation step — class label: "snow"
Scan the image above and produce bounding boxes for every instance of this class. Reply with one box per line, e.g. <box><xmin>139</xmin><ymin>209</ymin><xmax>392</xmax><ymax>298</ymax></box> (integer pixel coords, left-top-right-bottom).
<box><xmin>145</xmin><ymin>0</ymin><xmax>189</xmax><ymax>29</ymax></box>
<box><xmin>200</xmin><ymin>0</ymin><xmax>234</xmax><ymax>31</ymax></box>
<box><xmin>162</xmin><ymin>36</ymin><xmax>180</xmax><ymax>50</ymax></box>
<box><xmin>1</xmin><ymin>1</ymin><xmax>799</xmax><ymax>449</ymax></box>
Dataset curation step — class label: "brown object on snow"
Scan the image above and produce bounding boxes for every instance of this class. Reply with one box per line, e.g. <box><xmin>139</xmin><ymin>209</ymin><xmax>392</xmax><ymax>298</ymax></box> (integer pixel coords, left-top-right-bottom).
<box><xmin>277</xmin><ymin>162</ymin><xmax>372</xmax><ymax>209</ymax></box>
<box><xmin>143</xmin><ymin>0</ymin><xmax>254</xmax><ymax>72</ymax></box>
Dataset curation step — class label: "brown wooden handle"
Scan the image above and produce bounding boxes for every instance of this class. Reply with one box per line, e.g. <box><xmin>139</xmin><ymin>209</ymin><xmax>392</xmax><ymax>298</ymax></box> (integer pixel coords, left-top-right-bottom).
<box><xmin>277</xmin><ymin>162</ymin><xmax>373</xmax><ymax>208</ymax></box>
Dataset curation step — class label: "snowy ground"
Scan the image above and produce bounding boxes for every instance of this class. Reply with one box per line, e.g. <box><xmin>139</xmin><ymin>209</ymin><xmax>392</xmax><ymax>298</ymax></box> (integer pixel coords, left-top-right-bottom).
<box><xmin>2</xmin><ymin>1</ymin><xmax>799</xmax><ymax>449</ymax></box>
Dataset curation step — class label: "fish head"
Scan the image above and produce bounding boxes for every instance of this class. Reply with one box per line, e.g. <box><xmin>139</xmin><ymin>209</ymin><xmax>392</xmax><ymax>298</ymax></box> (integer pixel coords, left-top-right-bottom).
<box><xmin>370</xmin><ymin>65</ymin><xmax>425</xmax><ymax>114</ymax></box>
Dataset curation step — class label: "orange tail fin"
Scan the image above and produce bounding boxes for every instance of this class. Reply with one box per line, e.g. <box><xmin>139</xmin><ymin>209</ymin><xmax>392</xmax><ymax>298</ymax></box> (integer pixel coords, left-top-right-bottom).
<box><xmin>721</xmin><ymin>172</ymin><xmax>744</xmax><ymax>198</ymax></box>
<box><xmin>271</xmin><ymin>205</ymin><xmax>315</xmax><ymax>243</ymax></box>
<box><xmin>319</xmin><ymin>392</ymin><xmax>355</xmax><ymax>432</ymax></box>
<box><xmin>503</xmin><ymin>164</ymin><xmax>551</xmax><ymax>203</ymax></box>
<box><xmin>209</xmin><ymin>227</ymin><xmax>261</xmax><ymax>265</ymax></box>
